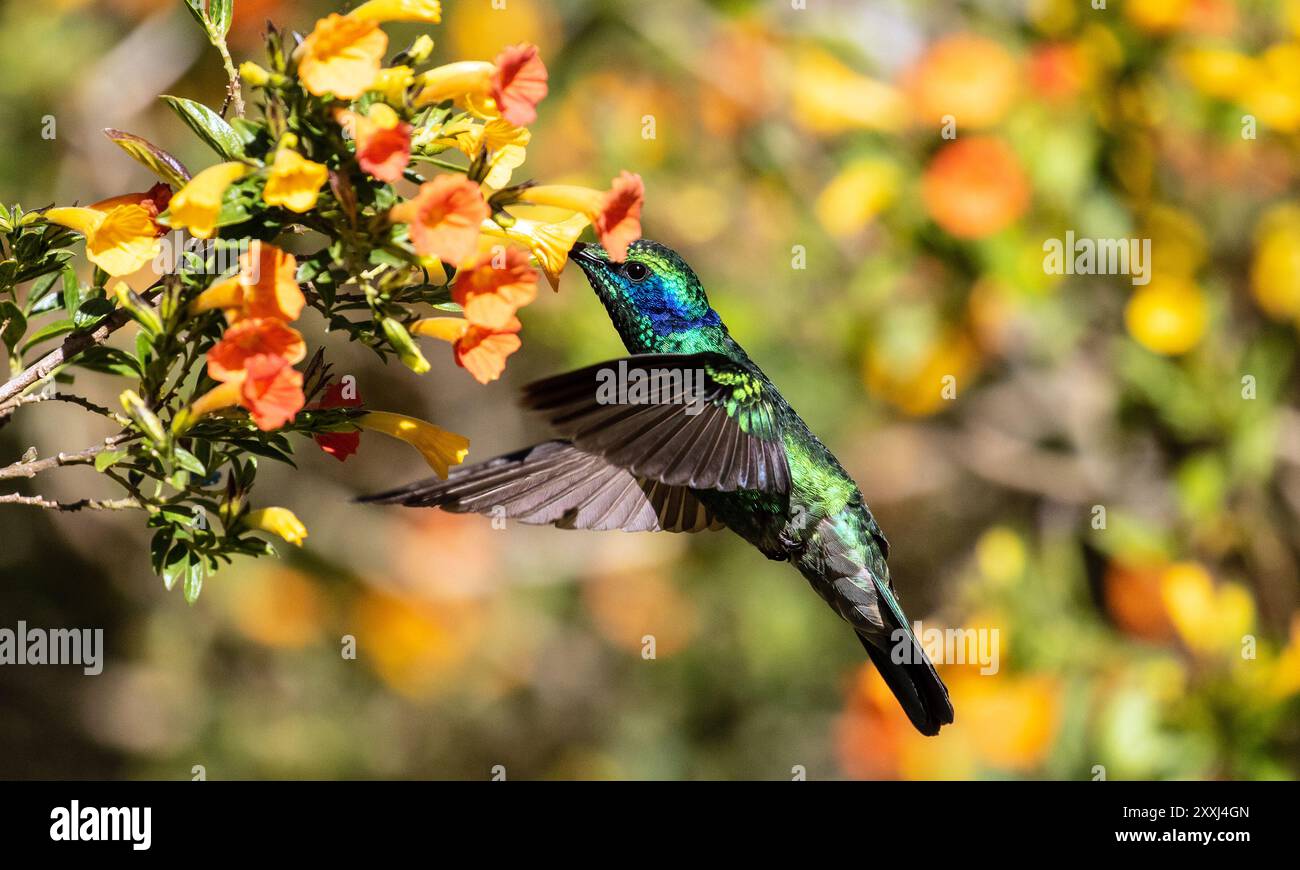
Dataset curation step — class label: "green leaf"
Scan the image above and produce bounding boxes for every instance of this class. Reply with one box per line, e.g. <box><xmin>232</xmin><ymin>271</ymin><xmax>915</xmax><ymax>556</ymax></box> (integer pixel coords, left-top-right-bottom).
<box><xmin>210</xmin><ymin>0</ymin><xmax>234</xmax><ymax>39</ymax></box>
<box><xmin>161</xmin><ymin>95</ymin><xmax>245</xmax><ymax>160</ymax></box>
<box><xmin>183</xmin><ymin>560</ymin><xmax>206</xmax><ymax>604</ymax></box>
<box><xmin>72</xmin><ymin>295</ymin><xmax>115</xmax><ymax>330</ymax></box>
<box><xmin>215</xmin><ymin>195</ymin><xmax>255</xmax><ymax>228</ymax></box>
<box><xmin>19</xmin><ymin>319</ymin><xmax>74</xmax><ymax>355</ymax></box>
<box><xmin>61</xmin><ymin>265</ymin><xmax>80</xmax><ymax>314</ymax></box>
<box><xmin>229</xmin><ymin>117</ymin><xmax>266</xmax><ymax>150</ymax></box>
<box><xmin>173</xmin><ymin>447</ymin><xmax>206</xmax><ymax>476</ymax></box>
<box><xmin>0</xmin><ymin>300</ymin><xmax>26</xmax><ymax>350</ymax></box>
<box><xmin>135</xmin><ymin>330</ymin><xmax>153</xmax><ymax>367</ymax></box>
<box><xmin>184</xmin><ymin>0</ymin><xmax>233</xmax><ymax>41</ymax></box>
<box><xmin>75</xmin><ymin>346</ymin><xmax>142</xmax><ymax>377</ymax></box>
<box><xmin>103</xmin><ymin>128</ymin><xmax>191</xmax><ymax>188</ymax></box>
<box><xmin>0</xmin><ymin>259</ymin><xmax>18</xmax><ymax>290</ymax></box>
<box><xmin>182</xmin><ymin>0</ymin><xmax>208</xmax><ymax>31</ymax></box>
<box><xmin>158</xmin><ymin>505</ymin><xmax>195</xmax><ymax>525</ymax></box>
<box><xmin>93</xmin><ymin>449</ymin><xmax>130</xmax><ymax>472</ymax></box>
<box><xmin>226</xmin><ymin>439</ymin><xmax>298</xmax><ymax>467</ymax></box>
<box><xmin>24</xmin><ymin>271</ymin><xmax>62</xmax><ymax>315</ymax></box>
<box><xmin>150</xmin><ymin>527</ymin><xmax>175</xmax><ymax>575</ymax></box>
<box><xmin>163</xmin><ymin>545</ymin><xmax>190</xmax><ymax>593</ymax></box>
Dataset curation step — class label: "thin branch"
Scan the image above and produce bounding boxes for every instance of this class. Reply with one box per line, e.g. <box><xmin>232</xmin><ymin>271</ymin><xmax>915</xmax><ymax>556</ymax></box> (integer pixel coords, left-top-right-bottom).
<box><xmin>0</xmin><ymin>288</ymin><xmax>161</xmax><ymax>411</ymax></box>
<box><xmin>0</xmin><ymin>312</ymin><xmax>137</xmax><ymax>409</ymax></box>
<box><xmin>215</xmin><ymin>36</ymin><xmax>245</xmax><ymax>118</ymax></box>
<box><xmin>0</xmin><ymin>391</ymin><xmax>127</xmax><ymax>424</ymax></box>
<box><xmin>0</xmin><ymin>434</ymin><xmax>133</xmax><ymax>481</ymax></box>
<box><xmin>0</xmin><ymin>493</ymin><xmax>140</xmax><ymax>511</ymax></box>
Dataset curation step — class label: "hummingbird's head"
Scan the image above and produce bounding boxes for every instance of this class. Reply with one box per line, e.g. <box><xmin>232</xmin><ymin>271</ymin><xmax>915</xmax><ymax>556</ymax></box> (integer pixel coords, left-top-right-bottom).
<box><xmin>568</xmin><ymin>240</ymin><xmax>720</xmax><ymax>347</ymax></box>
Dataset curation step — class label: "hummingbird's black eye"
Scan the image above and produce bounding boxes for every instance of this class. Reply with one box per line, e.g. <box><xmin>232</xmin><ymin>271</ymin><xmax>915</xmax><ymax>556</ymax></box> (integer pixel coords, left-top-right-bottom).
<box><xmin>622</xmin><ymin>261</ymin><xmax>650</xmax><ymax>283</ymax></box>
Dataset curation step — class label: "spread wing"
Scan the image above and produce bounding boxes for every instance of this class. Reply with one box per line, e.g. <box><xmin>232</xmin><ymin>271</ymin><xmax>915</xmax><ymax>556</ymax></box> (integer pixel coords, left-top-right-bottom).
<box><xmin>357</xmin><ymin>440</ymin><xmax>724</xmax><ymax>533</ymax></box>
<box><xmin>521</xmin><ymin>353</ymin><xmax>789</xmax><ymax>493</ymax></box>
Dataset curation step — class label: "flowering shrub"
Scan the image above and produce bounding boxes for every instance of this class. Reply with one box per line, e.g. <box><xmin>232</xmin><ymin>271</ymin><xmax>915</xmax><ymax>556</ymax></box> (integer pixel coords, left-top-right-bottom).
<box><xmin>0</xmin><ymin>0</ymin><xmax>642</xmax><ymax>602</ymax></box>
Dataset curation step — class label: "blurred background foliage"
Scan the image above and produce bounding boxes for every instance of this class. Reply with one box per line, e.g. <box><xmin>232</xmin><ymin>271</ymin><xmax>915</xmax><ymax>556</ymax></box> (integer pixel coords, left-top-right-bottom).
<box><xmin>2</xmin><ymin>0</ymin><xmax>1299</xmax><ymax>779</ymax></box>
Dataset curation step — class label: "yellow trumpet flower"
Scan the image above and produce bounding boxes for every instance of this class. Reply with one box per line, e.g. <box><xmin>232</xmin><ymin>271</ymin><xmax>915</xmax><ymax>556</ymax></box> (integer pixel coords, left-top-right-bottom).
<box><xmin>350</xmin><ymin>0</ymin><xmax>442</xmax><ymax>23</ymax></box>
<box><xmin>358</xmin><ymin>411</ymin><xmax>469</xmax><ymax>478</ymax></box>
<box><xmin>370</xmin><ymin>65</ymin><xmax>415</xmax><ymax>103</ymax></box>
<box><xmin>244</xmin><ymin>507</ymin><xmax>309</xmax><ymax>547</ymax></box>
<box><xmin>263</xmin><ymin>146</ymin><xmax>329</xmax><ymax>213</ymax></box>
<box><xmin>44</xmin><ymin>203</ymin><xmax>160</xmax><ymax>277</ymax></box>
<box><xmin>479</xmin><ymin>213</ymin><xmax>589</xmax><ymax>291</ymax></box>
<box><xmin>296</xmin><ymin>13</ymin><xmax>388</xmax><ymax>99</ymax></box>
<box><xmin>166</xmin><ymin>162</ymin><xmax>250</xmax><ymax>239</ymax></box>
<box><xmin>414</xmin><ymin>44</ymin><xmax>548</xmax><ymax>126</ymax></box>
<box><xmin>517</xmin><ymin>172</ymin><xmax>643</xmax><ymax>261</ymax></box>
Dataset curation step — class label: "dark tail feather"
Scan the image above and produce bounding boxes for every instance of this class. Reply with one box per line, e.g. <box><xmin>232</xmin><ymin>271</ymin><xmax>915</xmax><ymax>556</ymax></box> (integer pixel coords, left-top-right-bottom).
<box><xmin>856</xmin><ymin>569</ymin><xmax>954</xmax><ymax>736</ymax></box>
<box><xmin>858</xmin><ymin>631</ymin><xmax>953</xmax><ymax>736</ymax></box>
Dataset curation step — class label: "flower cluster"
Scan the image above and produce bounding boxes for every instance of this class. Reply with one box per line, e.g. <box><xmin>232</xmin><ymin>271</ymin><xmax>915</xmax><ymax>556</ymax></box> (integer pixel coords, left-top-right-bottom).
<box><xmin>0</xmin><ymin>1</ymin><xmax>643</xmax><ymax>601</ymax></box>
<box><xmin>186</xmin><ymin>241</ymin><xmax>306</xmax><ymax>431</ymax></box>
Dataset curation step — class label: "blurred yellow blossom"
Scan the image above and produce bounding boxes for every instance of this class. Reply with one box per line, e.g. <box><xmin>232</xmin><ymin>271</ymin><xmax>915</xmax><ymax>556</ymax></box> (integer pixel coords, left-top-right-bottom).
<box><xmin>446</xmin><ymin>0</ymin><xmax>557</xmax><ymax>60</ymax></box>
<box><xmin>954</xmin><ymin>670</ymin><xmax>1062</xmax><ymax>773</ymax></box>
<box><xmin>1125</xmin><ymin>0</ymin><xmax>1193</xmax><ymax>34</ymax></box>
<box><xmin>863</xmin><ymin>326</ymin><xmax>979</xmax><ymax>417</ymax></box>
<box><xmin>1246</xmin><ymin>43</ymin><xmax>1300</xmax><ymax>132</ymax></box>
<box><xmin>1124</xmin><ymin>276</ymin><xmax>1207</xmax><ymax>356</ymax></box>
<box><xmin>1141</xmin><ymin>205</ymin><xmax>1206</xmax><ymax>278</ymax></box>
<box><xmin>1178</xmin><ymin>47</ymin><xmax>1257</xmax><ymax>101</ymax></box>
<box><xmin>1159</xmin><ymin>562</ymin><xmax>1255</xmax><ymax>658</ymax></box>
<box><xmin>1269</xmin><ymin>615</ymin><xmax>1300</xmax><ymax>699</ymax></box>
<box><xmin>790</xmin><ymin>48</ymin><xmax>908</xmax><ymax>134</ymax></box>
<box><xmin>1250</xmin><ymin>203</ymin><xmax>1300</xmax><ymax>320</ymax></box>
<box><xmin>975</xmin><ymin>526</ymin><xmax>1026</xmax><ymax>586</ymax></box>
<box><xmin>229</xmin><ymin>568</ymin><xmax>326</xmax><ymax>649</ymax></box>
<box><xmin>814</xmin><ymin>157</ymin><xmax>900</xmax><ymax>239</ymax></box>
<box><xmin>1028</xmin><ymin>0</ymin><xmax>1078</xmax><ymax>35</ymax></box>
<box><xmin>351</xmin><ymin>590</ymin><xmax>484</xmax><ymax>698</ymax></box>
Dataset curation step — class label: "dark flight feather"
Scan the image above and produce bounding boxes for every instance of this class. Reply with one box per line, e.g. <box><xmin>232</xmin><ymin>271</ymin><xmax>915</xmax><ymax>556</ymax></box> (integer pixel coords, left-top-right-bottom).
<box><xmin>521</xmin><ymin>353</ymin><xmax>790</xmax><ymax>493</ymax></box>
<box><xmin>357</xmin><ymin>440</ymin><xmax>724</xmax><ymax>533</ymax></box>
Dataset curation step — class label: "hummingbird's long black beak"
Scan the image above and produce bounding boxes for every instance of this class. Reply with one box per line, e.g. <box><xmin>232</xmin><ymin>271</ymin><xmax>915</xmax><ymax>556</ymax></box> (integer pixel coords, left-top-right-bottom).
<box><xmin>569</xmin><ymin>241</ymin><xmax>601</xmax><ymax>268</ymax></box>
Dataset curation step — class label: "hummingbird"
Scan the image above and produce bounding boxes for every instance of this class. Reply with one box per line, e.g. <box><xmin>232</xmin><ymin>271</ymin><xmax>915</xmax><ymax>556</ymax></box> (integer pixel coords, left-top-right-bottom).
<box><xmin>362</xmin><ymin>240</ymin><xmax>953</xmax><ymax>735</ymax></box>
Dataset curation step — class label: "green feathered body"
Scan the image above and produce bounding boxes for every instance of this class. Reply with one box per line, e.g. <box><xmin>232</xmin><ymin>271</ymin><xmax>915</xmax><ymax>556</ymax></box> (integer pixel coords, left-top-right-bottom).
<box><xmin>614</xmin><ymin>300</ymin><xmax>894</xmax><ymax>619</ymax></box>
